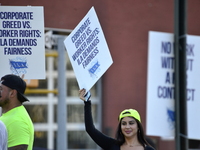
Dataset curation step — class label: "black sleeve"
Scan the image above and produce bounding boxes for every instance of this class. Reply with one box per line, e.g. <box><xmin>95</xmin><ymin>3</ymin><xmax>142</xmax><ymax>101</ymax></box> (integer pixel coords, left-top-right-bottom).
<box><xmin>84</xmin><ymin>101</ymin><xmax>116</xmax><ymax>149</ymax></box>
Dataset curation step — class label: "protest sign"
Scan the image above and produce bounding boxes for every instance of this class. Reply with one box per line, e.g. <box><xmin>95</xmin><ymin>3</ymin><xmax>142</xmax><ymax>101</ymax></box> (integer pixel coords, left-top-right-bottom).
<box><xmin>64</xmin><ymin>6</ymin><xmax>113</xmax><ymax>92</ymax></box>
<box><xmin>0</xmin><ymin>6</ymin><xmax>45</xmax><ymax>79</ymax></box>
<box><xmin>146</xmin><ymin>31</ymin><xmax>200</xmax><ymax>139</ymax></box>
<box><xmin>187</xmin><ymin>35</ymin><xmax>200</xmax><ymax>139</ymax></box>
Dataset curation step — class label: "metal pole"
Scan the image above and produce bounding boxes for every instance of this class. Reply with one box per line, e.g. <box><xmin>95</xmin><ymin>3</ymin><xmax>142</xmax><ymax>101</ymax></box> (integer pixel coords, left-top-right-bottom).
<box><xmin>174</xmin><ymin>0</ymin><xmax>188</xmax><ymax>150</ymax></box>
<box><xmin>57</xmin><ymin>37</ymin><xmax>67</xmax><ymax>150</ymax></box>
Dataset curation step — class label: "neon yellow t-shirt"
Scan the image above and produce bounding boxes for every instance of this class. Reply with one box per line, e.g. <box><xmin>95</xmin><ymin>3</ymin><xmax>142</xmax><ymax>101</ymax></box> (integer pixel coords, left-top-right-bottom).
<box><xmin>0</xmin><ymin>105</ymin><xmax>34</xmax><ymax>150</ymax></box>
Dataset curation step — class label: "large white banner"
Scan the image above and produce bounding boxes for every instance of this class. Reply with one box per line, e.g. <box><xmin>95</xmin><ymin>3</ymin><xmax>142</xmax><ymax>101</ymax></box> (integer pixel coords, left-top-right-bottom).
<box><xmin>0</xmin><ymin>6</ymin><xmax>45</xmax><ymax>79</ymax></box>
<box><xmin>146</xmin><ymin>31</ymin><xmax>200</xmax><ymax>139</ymax></box>
<box><xmin>64</xmin><ymin>7</ymin><xmax>113</xmax><ymax>92</ymax></box>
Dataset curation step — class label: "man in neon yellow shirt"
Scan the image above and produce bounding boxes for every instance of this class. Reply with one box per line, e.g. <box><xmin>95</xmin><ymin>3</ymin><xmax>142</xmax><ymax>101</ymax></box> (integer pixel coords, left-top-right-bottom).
<box><xmin>0</xmin><ymin>74</ymin><xmax>34</xmax><ymax>150</ymax></box>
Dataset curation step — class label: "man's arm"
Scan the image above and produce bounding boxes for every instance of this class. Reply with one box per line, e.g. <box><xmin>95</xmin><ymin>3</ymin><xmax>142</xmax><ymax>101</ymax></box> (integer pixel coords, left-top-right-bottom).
<box><xmin>8</xmin><ymin>145</ymin><xmax>28</xmax><ymax>150</ymax></box>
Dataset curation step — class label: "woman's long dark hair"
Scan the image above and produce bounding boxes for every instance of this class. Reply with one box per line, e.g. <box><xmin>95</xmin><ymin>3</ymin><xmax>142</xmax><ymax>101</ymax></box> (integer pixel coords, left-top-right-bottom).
<box><xmin>115</xmin><ymin>117</ymin><xmax>149</xmax><ymax>148</ymax></box>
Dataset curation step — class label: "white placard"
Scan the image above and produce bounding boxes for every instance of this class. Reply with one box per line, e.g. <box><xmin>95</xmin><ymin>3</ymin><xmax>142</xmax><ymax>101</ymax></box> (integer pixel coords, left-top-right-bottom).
<box><xmin>0</xmin><ymin>6</ymin><xmax>45</xmax><ymax>79</ymax></box>
<box><xmin>64</xmin><ymin>6</ymin><xmax>113</xmax><ymax>92</ymax></box>
<box><xmin>187</xmin><ymin>35</ymin><xmax>200</xmax><ymax>140</ymax></box>
<box><xmin>146</xmin><ymin>31</ymin><xmax>200</xmax><ymax>140</ymax></box>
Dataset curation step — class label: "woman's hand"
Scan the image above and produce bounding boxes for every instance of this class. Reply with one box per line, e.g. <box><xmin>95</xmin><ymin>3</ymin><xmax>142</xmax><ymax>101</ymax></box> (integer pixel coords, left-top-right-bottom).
<box><xmin>79</xmin><ymin>88</ymin><xmax>86</xmax><ymax>101</ymax></box>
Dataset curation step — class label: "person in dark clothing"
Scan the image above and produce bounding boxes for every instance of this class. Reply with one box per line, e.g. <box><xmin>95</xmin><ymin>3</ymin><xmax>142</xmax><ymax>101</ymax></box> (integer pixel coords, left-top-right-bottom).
<box><xmin>79</xmin><ymin>89</ymin><xmax>155</xmax><ymax>150</ymax></box>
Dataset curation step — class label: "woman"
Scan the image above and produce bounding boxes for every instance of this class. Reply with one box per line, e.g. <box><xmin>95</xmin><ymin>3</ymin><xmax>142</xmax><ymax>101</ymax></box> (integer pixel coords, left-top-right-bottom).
<box><xmin>79</xmin><ymin>89</ymin><xmax>155</xmax><ymax>150</ymax></box>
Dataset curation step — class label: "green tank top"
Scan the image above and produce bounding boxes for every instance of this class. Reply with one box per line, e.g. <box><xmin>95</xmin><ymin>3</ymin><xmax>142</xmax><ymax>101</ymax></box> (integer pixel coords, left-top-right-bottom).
<box><xmin>0</xmin><ymin>105</ymin><xmax>34</xmax><ymax>150</ymax></box>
